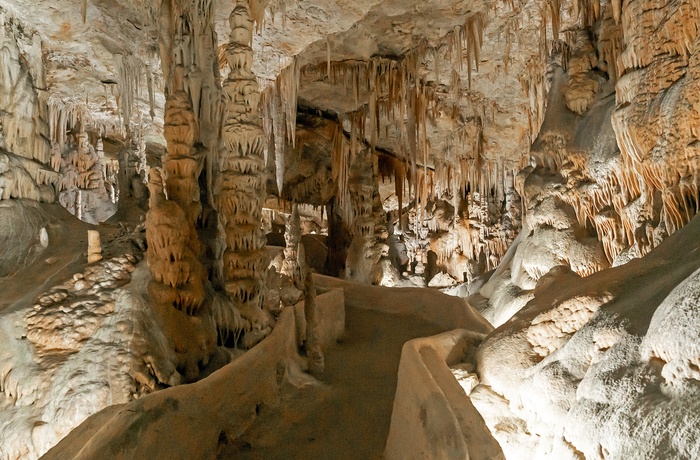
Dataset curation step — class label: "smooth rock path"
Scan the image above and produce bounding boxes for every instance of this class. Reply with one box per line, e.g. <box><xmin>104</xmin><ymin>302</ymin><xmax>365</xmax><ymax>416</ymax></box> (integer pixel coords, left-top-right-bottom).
<box><xmin>220</xmin><ymin>305</ymin><xmax>445</xmax><ymax>460</ymax></box>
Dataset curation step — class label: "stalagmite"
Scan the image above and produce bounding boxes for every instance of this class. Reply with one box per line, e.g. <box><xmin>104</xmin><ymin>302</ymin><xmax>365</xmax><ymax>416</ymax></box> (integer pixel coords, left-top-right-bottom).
<box><xmin>344</xmin><ymin>146</ymin><xmax>387</xmax><ymax>283</ymax></box>
<box><xmin>39</xmin><ymin>227</ymin><xmax>49</xmax><ymax>248</ymax></box>
<box><xmin>217</xmin><ymin>0</ymin><xmax>269</xmax><ymax>329</ymax></box>
<box><xmin>300</xmin><ymin>244</ymin><xmax>324</xmax><ymax>375</ymax></box>
<box><xmin>87</xmin><ymin>230</ymin><xmax>102</xmax><ymax>263</ymax></box>
<box><xmin>145</xmin><ymin>168</ymin><xmax>205</xmax><ymax>314</ymax></box>
<box><xmin>162</xmin><ymin>91</ymin><xmax>202</xmax><ymax>226</ymax></box>
<box><xmin>281</xmin><ymin>202</ymin><xmax>301</xmax><ymax>279</ymax></box>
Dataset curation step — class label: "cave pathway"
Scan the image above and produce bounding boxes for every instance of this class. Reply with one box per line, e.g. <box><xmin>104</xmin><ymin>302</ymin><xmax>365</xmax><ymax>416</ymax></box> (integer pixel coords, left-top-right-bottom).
<box><xmin>220</xmin><ymin>305</ymin><xmax>445</xmax><ymax>460</ymax></box>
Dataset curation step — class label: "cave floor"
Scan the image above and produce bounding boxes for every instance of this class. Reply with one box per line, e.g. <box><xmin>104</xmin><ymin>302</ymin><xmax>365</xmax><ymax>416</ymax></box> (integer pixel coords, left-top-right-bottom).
<box><xmin>220</xmin><ymin>306</ymin><xmax>444</xmax><ymax>460</ymax></box>
<box><xmin>0</xmin><ymin>201</ymin><xmax>137</xmax><ymax>315</ymax></box>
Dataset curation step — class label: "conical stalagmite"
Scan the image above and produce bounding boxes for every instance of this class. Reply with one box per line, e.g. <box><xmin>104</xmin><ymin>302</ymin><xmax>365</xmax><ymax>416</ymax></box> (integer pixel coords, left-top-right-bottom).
<box><xmin>217</xmin><ymin>0</ymin><xmax>269</xmax><ymax>328</ymax></box>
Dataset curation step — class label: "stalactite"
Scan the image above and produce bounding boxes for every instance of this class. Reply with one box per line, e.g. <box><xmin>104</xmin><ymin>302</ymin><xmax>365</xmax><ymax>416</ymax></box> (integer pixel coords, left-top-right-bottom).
<box><xmin>114</xmin><ymin>53</ymin><xmax>141</xmax><ymax>133</ymax></box>
<box><xmin>326</xmin><ymin>38</ymin><xmax>331</xmax><ymax>79</ymax></box>
<box><xmin>331</xmin><ymin>123</ymin><xmax>352</xmax><ymax>223</ymax></box>
<box><xmin>463</xmin><ymin>13</ymin><xmax>484</xmax><ymax>89</ymax></box>
<box><xmin>395</xmin><ymin>158</ymin><xmax>406</xmax><ymax>229</ymax></box>
<box><xmin>565</xmin><ymin>30</ymin><xmax>599</xmax><ymax>114</ymax></box>
<box><xmin>146</xmin><ymin>69</ymin><xmax>156</xmax><ymax>119</ymax></box>
<box><xmin>260</xmin><ymin>59</ymin><xmax>299</xmax><ymax>193</ymax></box>
<box><xmin>597</xmin><ymin>13</ymin><xmax>624</xmax><ymax>80</ymax></box>
<box><xmin>504</xmin><ymin>20</ymin><xmax>512</xmax><ymax>74</ymax></box>
<box><xmin>0</xmin><ymin>151</ymin><xmax>61</xmax><ymax>202</ymax></box>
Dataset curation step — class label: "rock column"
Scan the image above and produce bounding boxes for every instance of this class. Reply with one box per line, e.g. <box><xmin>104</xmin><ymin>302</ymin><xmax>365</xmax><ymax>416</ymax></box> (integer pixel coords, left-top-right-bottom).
<box><xmin>281</xmin><ymin>202</ymin><xmax>301</xmax><ymax>279</ymax></box>
<box><xmin>217</xmin><ymin>0</ymin><xmax>269</xmax><ymax>327</ymax></box>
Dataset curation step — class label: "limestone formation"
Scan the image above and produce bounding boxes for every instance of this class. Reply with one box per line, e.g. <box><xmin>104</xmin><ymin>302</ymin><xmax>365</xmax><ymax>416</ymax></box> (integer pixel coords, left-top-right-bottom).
<box><xmin>299</xmin><ymin>244</ymin><xmax>324</xmax><ymax>375</ymax></box>
<box><xmin>280</xmin><ymin>202</ymin><xmax>301</xmax><ymax>279</ymax></box>
<box><xmin>217</xmin><ymin>0</ymin><xmax>269</xmax><ymax>329</ymax></box>
<box><xmin>162</xmin><ymin>91</ymin><xmax>202</xmax><ymax>227</ymax></box>
<box><xmin>0</xmin><ymin>0</ymin><xmax>699</xmax><ymax>458</ymax></box>
<box><xmin>0</xmin><ymin>151</ymin><xmax>59</xmax><ymax>202</ymax></box>
<box><xmin>564</xmin><ymin>30</ymin><xmax>599</xmax><ymax>115</ymax></box>
<box><xmin>0</xmin><ymin>14</ymin><xmax>50</xmax><ymax>165</ymax></box>
<box><xmin>86</xmin><ymin>230</ymin><xmax>102</xmax><ymax>263</ymax></box>
<box><xmin>57</xmin><ymin>125</ymin><xmax>118</xmax><ymax>223</ymax></box>
<box><xmin>344</xmin><ymin>146</ymin><xmax>386</xmax><ymax>283</ymax></box>
<box><xmin>145</xmin><ymin>168</ymin><xmax>205</xmax><ymax>314</ymax></box>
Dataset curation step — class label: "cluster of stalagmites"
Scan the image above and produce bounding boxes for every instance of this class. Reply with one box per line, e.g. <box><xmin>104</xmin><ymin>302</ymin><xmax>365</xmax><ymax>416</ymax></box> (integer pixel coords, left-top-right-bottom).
<box><xmin>57</xmin><ymin>126</ymin><xmax>118</xmax><ymax>223</ymax></box>
<box><xmin>142</xmin><ymin>0</ymin><xmax>280</xmax><ymax>369</ymax></box>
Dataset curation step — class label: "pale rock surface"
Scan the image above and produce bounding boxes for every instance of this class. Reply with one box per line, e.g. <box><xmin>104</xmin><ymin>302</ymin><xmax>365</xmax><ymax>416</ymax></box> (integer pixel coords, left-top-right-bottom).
<box><xmin>385</xmin><ymin>329</ymin><xmax>503</xmax><ymax>460</ymax></box>
<box><xmin>86</xmin><ymin>229</ymin><xmax>102</xmax><ymax>263</ymax></box>
<box><xmin>471</xmin><ymin>215</ymin><xmax>700</xmax><ymax>459</ymax></box>
<box><xmin>0</xmin><ymin>256</ymin><xmax>177</xmax><ymax>460</ymax></box>
<box><xmin>40</xmin><ymin>307</ymin><xmax>311</xmax><ymax>460</ymax></box>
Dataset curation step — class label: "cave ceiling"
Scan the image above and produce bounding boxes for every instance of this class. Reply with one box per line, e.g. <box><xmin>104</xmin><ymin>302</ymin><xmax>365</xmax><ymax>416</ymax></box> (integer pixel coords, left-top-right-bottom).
<box><xmin>0</xmin><ymin>0</ymin><xmax>571</xmax><ymax>169</ymax></box>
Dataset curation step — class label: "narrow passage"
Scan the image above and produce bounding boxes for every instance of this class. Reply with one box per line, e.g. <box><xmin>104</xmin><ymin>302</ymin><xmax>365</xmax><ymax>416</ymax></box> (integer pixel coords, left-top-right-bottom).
<box><xmin>221</xmin><ymin>305</ymin><xmax>445</xmax><ymax>460</ymax></box>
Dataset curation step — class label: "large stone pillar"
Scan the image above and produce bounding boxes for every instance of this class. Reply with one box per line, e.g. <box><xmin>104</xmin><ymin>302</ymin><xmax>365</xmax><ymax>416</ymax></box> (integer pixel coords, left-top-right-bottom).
<box><xmin>217</xmin><ymin>0</ymin><xmax>269</xmax><ymax>328</ymax></box>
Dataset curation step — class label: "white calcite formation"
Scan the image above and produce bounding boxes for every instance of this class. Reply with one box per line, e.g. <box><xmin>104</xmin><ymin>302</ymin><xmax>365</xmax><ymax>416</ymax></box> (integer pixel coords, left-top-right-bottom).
<box><xmin>344</xmin><ymin>146</ymin><xmax>387</xmax><ymax>284</ymax></box>
<box><xmin>470</xmin><ymin>215</ymin><xmax>700</xmax><ymax>460</ymax></box>
<box><xmin>0</xmin><ymin>254</ymin><xmax>178</xmax><ymax>460</ymax></box>
<box><xmin>280</xmin><ymin>202</ymin><xmax>301</xmax><ymax>279</ymax></box>
<box><xmin>58</xmin><ymin>125</ymin><xmax>118</xmax><ymax>224</ymax></box>
<box><xmin>0</xmin><ymin>151</ymin><xmax>59</xmax><ymax>203</ymax></box>
<box><xmin>0</xmin><ymin>12</ymin><xmax>50</xmax><ymax>165</ymax></box>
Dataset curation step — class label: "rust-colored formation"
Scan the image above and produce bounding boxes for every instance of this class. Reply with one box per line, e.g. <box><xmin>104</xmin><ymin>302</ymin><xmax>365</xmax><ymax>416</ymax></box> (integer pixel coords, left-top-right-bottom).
<box><xmin>162</xmin><ymin>91</ymin><xmax>202</xmax><ymax>227</ymax></box>
<box><xmin>217</xmin><ymin>0</ymin><xmax>269</xmax><ymax>326</ymax></box>
<box><xmin>564</xmin><ymin>30</ymin><xmax>599</xmax><ymax>115</ymax></box>
<box><xmin>145</xmin><ymin>168</ymin><xmax>205</xmax><ymax>314</ymax></box>
<box><xmin>145</xmin><ymin>0</ymin><xmax>219</xmax><ymax>316</ymax></box>
<box><xmin>612</xmin><ymin>0</ymin><xmax>700</xmax><ymax>239</ymax></box>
